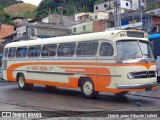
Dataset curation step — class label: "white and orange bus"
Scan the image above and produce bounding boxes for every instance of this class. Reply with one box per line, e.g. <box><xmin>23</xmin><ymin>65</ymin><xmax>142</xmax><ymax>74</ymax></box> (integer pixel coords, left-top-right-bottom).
<box><xmin>2</xmin><ymin>30</ymin><xmax>157</xmax><ymax>99</ymax></box>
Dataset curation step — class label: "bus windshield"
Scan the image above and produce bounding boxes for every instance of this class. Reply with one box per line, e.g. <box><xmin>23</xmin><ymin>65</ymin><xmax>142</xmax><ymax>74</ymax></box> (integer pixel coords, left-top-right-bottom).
<box><xmin>117</xmin><ymin>40</ymin><xmax>154</xmax><ymax>60</ymax></box>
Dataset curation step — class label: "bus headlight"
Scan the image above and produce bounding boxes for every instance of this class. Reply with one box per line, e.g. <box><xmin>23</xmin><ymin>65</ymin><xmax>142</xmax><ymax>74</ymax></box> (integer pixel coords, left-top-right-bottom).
<box><xmin>155</xmin><ymin>70</ymin><xmax>157</xmax><ymax>77</ymax></box>
<box><xmin>127</xmin><ymin>73</ymin><xmax>134</xmax><ymax>79</ymax></box>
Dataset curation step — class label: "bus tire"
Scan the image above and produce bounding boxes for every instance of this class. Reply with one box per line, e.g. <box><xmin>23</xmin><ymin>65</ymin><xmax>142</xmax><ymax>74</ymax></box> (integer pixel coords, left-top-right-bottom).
<box><xmin>17</xmin><ymin>74</ymin><xmax>33</xmax><ymax>90</ymax></box>
<box><xmin>80</xmin><ymin>79</ymin><xmax>99</xmax><ymax>99</ymax></box>
<box><xmin>115</xmin><ymin>91</ymin><xmax>128</xmax><ymax>96</ymax></box>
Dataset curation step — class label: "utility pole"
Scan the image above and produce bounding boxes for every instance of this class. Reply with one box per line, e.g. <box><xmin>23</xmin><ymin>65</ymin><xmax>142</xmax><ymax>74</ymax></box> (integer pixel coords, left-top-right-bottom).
<box><xmin>139</xmin><ymin>0</ymin><xmax>143</xmax><ymax>29</ymax></box>
<box><xmin>114</xmin><ymin>0</ymin><xmax>121</xmax><ymax>30</ymax></box>
<box><xmin>26</xmin><ymin>22</ymin><xmax>31</xmax><ymax>40</ymax></box>
<box><xmin>58</xmin><ymin>6</ymin><xmax>64</xmax><ymax>27</ymax></box>
<box><xmin>58</xmin><ymin>0</ymin><xmax>67</xmax><ymax>27</ymax></box>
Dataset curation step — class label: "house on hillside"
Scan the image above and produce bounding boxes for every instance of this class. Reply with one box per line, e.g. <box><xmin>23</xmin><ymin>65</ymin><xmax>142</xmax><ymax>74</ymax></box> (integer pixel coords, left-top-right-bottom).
<box><xmin>1</xmin><ymin>14</ymin><xmax>74</xmax><ymax>45</ymax></box>
<box><xmin>71</xmin><ymin>12</ymin><xmax>108</xmax><ymax>35</ymax></box>
<box><xmin>0</xmin><ymin>24</ymin><xmax>14</xmax><ymax>56</ymax></box>
<box><xmin>28</xmin><ymin>14</ymin><xmax>74</xmax><ymax>38</ymax></box>
<box><xmin>94</xmin><ymin>0</ymin><xmax>146</xmax><ymax>13</ymax></box>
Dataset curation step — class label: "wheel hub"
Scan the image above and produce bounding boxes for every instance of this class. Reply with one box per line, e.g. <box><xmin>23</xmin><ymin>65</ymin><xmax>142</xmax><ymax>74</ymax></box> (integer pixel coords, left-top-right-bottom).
<box><xmin>83</xmin><ymin>81</ymin><xmax>93</xmax><ymax>95</ymax></box>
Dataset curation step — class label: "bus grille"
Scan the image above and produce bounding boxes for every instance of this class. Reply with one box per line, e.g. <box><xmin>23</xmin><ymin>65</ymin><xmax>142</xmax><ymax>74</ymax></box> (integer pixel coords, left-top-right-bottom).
<box><xmin>129</xmin><ymin>71</ymin><xmax>156</xmax><ymax>79</ymax></box>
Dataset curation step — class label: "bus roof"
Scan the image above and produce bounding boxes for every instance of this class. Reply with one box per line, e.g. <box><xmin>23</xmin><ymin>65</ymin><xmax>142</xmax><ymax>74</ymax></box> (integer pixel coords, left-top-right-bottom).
<box><xmin>5</xmin><ymin>30</ymin><xmax>146</xmax><ymax>48</ymax></box>
<box><xmin>149</xmin><ymin>34</ymin><xmax>160</xmax><ymax>39</ymax></box>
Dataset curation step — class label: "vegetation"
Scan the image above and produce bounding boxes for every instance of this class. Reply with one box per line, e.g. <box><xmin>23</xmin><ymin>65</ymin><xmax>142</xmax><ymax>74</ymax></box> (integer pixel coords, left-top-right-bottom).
<box><xmin>145</xmin><ymin>0</ymin><xmax>160</xmax><ymax>11</ymax></box>
<box><xmin>0</xmin><ymin>0</ymin><xmax>23</xmax><ymax>25</ymax></box>
<box><xmin>35</xmin><ymin>0</ymin><xmax>102</xmax><ymax>18</ymax></box>
<box><xmin>0</xmin><ymin>0</ymin><xmax>23</xmax><ymax>8</ymax></box>
<box><xmin>0</xmin><ymin>6</ymin><xmax>13</xmax><ymax>25</ymax></box>
<box><xmin>0</xmin><ymin>0</ymin><xmax>103</xmax><ymax>24</ymax></box>
<box><xmin>4</xmin><ymin>3</ymin><xmax>37</xmax><ymax>18</ymax></box>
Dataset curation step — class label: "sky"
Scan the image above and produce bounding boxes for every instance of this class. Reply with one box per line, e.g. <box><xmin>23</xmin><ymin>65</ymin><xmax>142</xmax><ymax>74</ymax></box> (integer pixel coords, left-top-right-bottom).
<box><xmin>21</xmin><ymin>0</ymin><xmax>42</xmax><ymax>6</ymax></box>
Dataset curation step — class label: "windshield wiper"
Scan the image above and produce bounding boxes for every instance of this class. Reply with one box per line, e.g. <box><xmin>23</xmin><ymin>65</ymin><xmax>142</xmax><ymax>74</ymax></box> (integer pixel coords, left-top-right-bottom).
<box><xmin>132</xmin><ymin>50</ymin><xmax>141</xmax><ymax>59</ymax></box>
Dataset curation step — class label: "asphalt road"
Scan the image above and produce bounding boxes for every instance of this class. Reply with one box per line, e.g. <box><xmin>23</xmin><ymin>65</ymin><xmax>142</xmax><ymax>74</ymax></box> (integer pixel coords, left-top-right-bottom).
<box><xmin>0</xmin><ymin>80</ymin><xmax>160</xmax><ymax>120</ymax></box>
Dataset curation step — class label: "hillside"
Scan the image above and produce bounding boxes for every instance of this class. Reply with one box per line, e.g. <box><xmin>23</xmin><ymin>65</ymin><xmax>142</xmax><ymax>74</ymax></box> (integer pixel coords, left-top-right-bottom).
<box><xmin>4</xmin><ymin>3</ymin><xmax>37</xmax><ymax>17</ymax></box>
<box><xmin>0</xmin><ymin>0</ymin><xmax>23</xmax><ymax>8</ymax></box>
<box><xmin>36</xmin><ymin>0</ymin><xmax>101</xmax><ymax>18</ymax></box>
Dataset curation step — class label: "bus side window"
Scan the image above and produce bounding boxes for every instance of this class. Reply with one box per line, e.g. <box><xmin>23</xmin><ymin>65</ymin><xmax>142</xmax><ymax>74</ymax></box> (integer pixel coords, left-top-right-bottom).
<box><xmin>16</xmin><ymin>47</ymin><xmax>28</xmax><ymax>58</ymax></box>
<box><xmin>42</xmin><ymin>44</ymin><xmax>57</xmax><ymax>57</ymax></box>
<box><xmin>28</xmin><ymin>46</ymin><xmax>41</xmax><ymax>57</ymax></box>
<box><xmin>100</xmin><ymin>42</ymin><xmax>114</xmax><ymax>56</ymax></box>
<box><xmin>8</xmin><ymin>47</ymin><xmax>16</xmax><ymax>58</ymax></box>
<box><xmin>4</xmin><ymin>48</ymin><xmax>8</xmax><ymax>58</ymax></box>
<box><xmin>58</xmin><ymin>43</ymin><xmax>76</xmax><ymax>57</ymax></box>
<box><xmin>77</xmin><ymin>41</ymin><xmax>98</xmax><ymax>56</ymax></box>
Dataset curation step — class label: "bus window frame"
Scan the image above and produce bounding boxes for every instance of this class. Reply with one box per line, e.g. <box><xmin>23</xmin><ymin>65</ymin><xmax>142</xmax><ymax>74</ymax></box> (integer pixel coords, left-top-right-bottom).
<box><xmin>99</xmin><ymin>42</ymin><xmax>114</xmax><ymax>57</ymax></box>
<box><xmin>8</xmin><ymin>47</ymin><xmax>16</xmax><ymax>58</ymax></box>
<box><xmin>41</xmin><ymin>44</ymin><xmax>57</xmax><ymax>57</ymax></box>
<box><xmin>4</xmin><ymin>48</ymin><xmax>8</xmax><ymax>58</ymax></box>
<box><xmin>28</xmin><ymin>45</ymin><xmax>42</xmax><ymax>58</ymax></box>
<box><xmin>16</xmin><ymin>46</ymin><xmax>28</xmax><ymax>58</ymax></box>
<box><xmin>58</xmin><ymin>42</ymin><xmax>76</xmax><ymax>57</ymax></box>
<box><xmin>76</xmin><ymin>41</ymin><xmax>99</xmax><ymax>57</ymax></box>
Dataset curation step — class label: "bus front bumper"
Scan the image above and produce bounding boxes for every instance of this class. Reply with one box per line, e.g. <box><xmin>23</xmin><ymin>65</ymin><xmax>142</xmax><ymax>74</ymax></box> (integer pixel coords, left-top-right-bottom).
<box><xmin>117</xmin><ymin>82</ymin><xmax>158</xmax><ymax>89</ymax></box>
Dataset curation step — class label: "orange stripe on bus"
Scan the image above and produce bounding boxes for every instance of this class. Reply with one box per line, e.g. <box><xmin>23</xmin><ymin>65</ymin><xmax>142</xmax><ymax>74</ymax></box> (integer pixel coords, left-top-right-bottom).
<box><xmin>7</xmin><ymin>62</ymin><xmax>155</xmax><ymax>83</ymax></box>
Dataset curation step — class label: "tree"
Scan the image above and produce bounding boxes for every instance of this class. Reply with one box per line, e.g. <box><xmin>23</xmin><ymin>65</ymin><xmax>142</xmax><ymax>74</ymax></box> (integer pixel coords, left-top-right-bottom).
<box><xmin>0</xmin><ymin>6</ymin><xmax>5</xmax><ymax>23</ymax></box>
<box><xmin>35</xmin><ymin>0</ymin><xmax>98</xmax><ymax>18</ymax></box>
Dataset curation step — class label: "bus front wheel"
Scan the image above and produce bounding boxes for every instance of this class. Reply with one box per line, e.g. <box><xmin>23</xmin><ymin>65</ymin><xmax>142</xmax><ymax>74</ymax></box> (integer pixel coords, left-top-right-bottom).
<box><xmin>17</xmin><ymin>74</ymin><xmax>33</xmax><ymax>90</ymax></box>
<box><xmin>80</xmin><ymin>79</ymin><xmax>99</xmax><ymax>99</ymax></box>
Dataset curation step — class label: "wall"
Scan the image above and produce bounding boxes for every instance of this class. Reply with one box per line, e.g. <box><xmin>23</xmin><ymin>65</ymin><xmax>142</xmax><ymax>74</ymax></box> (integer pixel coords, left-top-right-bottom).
<box><xmin>42</xmin><ymin>17</ymin><xmax>49</xmax><ymax>23</ymax></box>
<box><xmin>71</xmin><ymin>21</ymin><xmax>93</xmax><ymax>35</ymax></box>
<box><xmin>36</xmin><ymin>22</ymin><xmax>71</xmax><ymax>37</ymax></box>
<box><xmin>16</xmin><ymin>26</ymin><xmax>26</xmax><ymax>37</ymax></box>
<box><xmin>120</xmin><ymin>0</ymin><xmax>131</xmax><ymax>10</ymax></box>
<box><xmin>93</xmin><ymin>20</ymin><xmax>106</xmax><ymax>32</ymax></box>
<box><xmin>48</xmin><ymin>14</ymin><xmax>74</xmax><ymax>27</ymax></box>
<box><xmin>94</xmin><ymin>1</ymin><xmax>114</xmax><ymax>12</ymax></box>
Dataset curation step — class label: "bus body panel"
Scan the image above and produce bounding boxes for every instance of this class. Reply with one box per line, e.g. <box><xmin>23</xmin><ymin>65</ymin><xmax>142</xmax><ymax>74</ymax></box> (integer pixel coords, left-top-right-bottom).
<box><xmin>2</xmin><ymin>30</ymin><xmax>157</xmax><ymax>94</ymax></box>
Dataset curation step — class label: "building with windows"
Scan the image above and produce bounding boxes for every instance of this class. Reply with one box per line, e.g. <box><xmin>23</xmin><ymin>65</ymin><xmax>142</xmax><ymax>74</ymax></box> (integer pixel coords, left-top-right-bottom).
<box><xmin>71</xmin><ymin>19</ymin><xmax>107</xmax><ymax>35</ymax></box>
<box><xmin>75</xmin><ymin>12</ymin><xmax>108</xmax><ymax>23</ymax></box>
<box><xmin>94</xmin><ymin>0</ymin><xmax>146</xmax><ymax>13</ymax></box>
<box><xmin>105</xmin><ymin>10</ymin><xmax>154</xmax><ymax>32</ymax></box>
<box><xmin>71</xmin><ymin>11</ymin><xmax>108</xmax><ymax>35</ymax></box>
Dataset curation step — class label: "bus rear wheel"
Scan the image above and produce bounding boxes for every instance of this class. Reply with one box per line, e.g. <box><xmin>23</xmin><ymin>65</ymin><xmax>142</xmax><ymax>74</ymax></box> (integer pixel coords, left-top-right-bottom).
<box><xmin>17</xmin><ymin>74</ymin><xmax>33</xmax><ymax>90</ymax></box>
<box><xmin>80</xmin><ymin>79</ymin><xmax>99</xmax><ymax>99</ymax></box>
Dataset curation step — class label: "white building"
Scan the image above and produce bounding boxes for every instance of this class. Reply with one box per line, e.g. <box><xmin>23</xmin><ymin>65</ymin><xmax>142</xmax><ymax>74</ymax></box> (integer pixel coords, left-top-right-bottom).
<box><xmin>75</xmin><ymin>12</ymin><xmax>109</xmax><ymax>23</ymax></box>
<box><xmin>94</xmin><ymin>0</ymin><xmax>145</xmax><ymax>13</ymax></box>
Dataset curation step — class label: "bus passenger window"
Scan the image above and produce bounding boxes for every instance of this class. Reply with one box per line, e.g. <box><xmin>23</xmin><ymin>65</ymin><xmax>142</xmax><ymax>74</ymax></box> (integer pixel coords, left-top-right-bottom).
<box><xmin>16</xmin><ymin>47</ymin><xmax>28</xmax><ymax>58</ymax></box>
<box><xmin>8</xmin><ymin>47</ymin><xmax>16</xmax><ymax>58</ymax></box>
<box><xmin>58</xmin><ymin>43</ymin><xmax>76</xmax><ymax>57</ymax></box>
<box><xmin>100</xmin><ymin>42</ymin><xmax>114</xmax><ymax>56</ymax></box>
<box><xmin>77</xmin><ymin>41</ymin><xmax>98</xmax><ymax>56</ymax></box>
<box><xmin>42</xmin><ymin>44</ymin><xmax>57</xmax><ymax>57</ymax></box>
<box><xmin>28</xmin><ymin>46</ymin><xmax>41</xmax><ymax>57</ymax></box>
<box><xmin>4</xmin><ymin>48</ymin><xmax>8</xmax><ymax>58</ymax></box>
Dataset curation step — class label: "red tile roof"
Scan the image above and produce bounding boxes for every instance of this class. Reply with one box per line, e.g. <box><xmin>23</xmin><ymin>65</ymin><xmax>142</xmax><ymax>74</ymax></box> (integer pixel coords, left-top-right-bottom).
<box><xmin>0</xmin><ymin>24</ymin><xmax>14</xmax><ymax>39</ymax></box>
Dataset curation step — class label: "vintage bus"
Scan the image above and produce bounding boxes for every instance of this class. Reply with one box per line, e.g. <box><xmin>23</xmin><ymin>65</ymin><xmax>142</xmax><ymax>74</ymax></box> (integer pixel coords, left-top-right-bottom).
<box><xmin>2</xmin><ymin>30</ymin><xmax>157</xmax><ymax>99</ymax></box>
